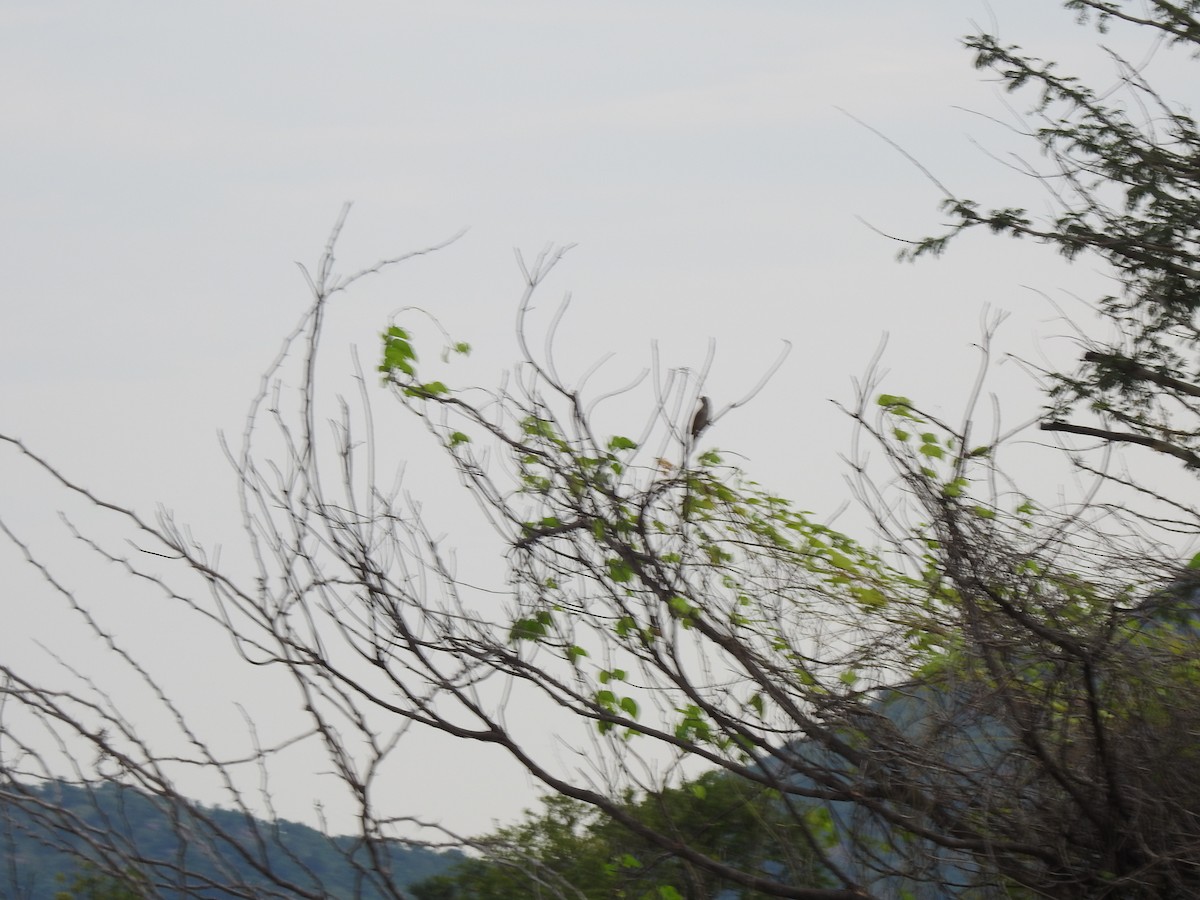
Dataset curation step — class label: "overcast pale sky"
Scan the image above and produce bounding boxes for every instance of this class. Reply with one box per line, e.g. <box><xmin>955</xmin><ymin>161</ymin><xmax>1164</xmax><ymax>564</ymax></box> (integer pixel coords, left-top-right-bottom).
<box><xmin>0</xmin><ymin>1</ymin><xmax>1184</xmax><ymax>838</ymax></box>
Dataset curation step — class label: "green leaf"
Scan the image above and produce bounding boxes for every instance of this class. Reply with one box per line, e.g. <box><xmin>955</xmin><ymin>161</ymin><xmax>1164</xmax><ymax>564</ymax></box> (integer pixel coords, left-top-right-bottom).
<box><xmin>566</xmin><ymin>645</ymin><xmax>588</xmax><ymax>663</ymax></box>
<box><xmin>510</xmin><ymin>616</ymin><xmax>549</xmax><ymax>642</ymax></box>
<box><xmin>380</xmin><ymin>326</ymin><xmax>418</xmax><ymax>376</ymax></box>
<box><xmin>448</xmin><ymin>431</ymin><xmax>470</xmax><ymax>446</ymax></box>
<box><xmin>851</xmin><ymin>585</ymin><xmax>887</xmax><ymax>609</ymax></box>
<box><xmin>667</xmin><ymin>596</ymin><xmax>695</xmax><ymax>619</ymax></box>
<box><xmin>440</xmin><ymin>341</ymin><xmax>472</xmax><ymax>362</ymax></box>
<box><xmin>607</xmin><ymin>435</ymin><xmax>637</xmax><ymax>451</ymax></box>
<box><xmin>942</xmin><ymin>477</ymin><xmax>968</xmax><ymax>498</ymax></box>
<box><xmin>521</xmin><ymin>416</ymin><xmax>558</xmax><ymax>439</ymax></box>
<box><xmin>828</xmin><ymin>552</ymin><xmax>855</xmax><ymax>572</ymax></box>
<box><xmin>607</xmin><ymin>558</ymin><xmax>634</xmax><ymax>583</ymax></box>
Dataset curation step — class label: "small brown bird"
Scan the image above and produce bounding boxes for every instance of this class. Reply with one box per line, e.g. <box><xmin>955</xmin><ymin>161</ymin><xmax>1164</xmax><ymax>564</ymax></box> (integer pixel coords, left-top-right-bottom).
<box><xmin>690</xmin><ymin>396</ymin><xmax>711</xmax><ymax>441</ymax></box>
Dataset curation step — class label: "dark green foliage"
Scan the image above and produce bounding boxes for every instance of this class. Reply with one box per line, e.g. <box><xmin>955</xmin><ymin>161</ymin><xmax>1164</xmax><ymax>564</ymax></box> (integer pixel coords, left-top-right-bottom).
<box><xmin>55</xmin><ymin>863</ymin><xmax>149</xmax><ymax>900</ymax></box>
<box><xmin>411</xmin><ymin>771</ymin><xmax>831</xmax><ymax>900</ymax></box>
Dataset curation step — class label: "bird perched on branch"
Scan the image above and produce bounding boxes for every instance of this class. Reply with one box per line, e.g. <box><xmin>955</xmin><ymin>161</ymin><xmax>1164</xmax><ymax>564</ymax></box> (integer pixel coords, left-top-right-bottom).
<box><xmin>690</xmin><ymin>396</ymin><xmax>711</xmax><ymax>441</ymax></box>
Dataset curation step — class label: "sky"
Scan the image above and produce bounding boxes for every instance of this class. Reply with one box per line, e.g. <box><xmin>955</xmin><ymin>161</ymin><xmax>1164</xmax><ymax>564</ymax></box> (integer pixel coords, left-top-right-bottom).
<box><xmin>1</xmin><ymin>0</ymin><xmax>1190</xmax><ymax>841</ymax></box>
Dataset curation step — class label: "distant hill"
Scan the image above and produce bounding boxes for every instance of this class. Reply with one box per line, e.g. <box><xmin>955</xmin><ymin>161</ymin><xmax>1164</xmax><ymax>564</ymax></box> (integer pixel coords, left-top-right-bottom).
<box><xmin>0</xmin><ymin>779</ymin><xmax>462</xmax><ymax>899</ymax></box>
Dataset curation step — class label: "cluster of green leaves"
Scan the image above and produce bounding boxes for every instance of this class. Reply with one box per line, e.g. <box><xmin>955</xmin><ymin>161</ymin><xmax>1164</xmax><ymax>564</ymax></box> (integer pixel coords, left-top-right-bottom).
<box><xmin>874</xmin><ymin>379</ymin><xmax>1200</xmax><ymax>894</ymax></box>
<box><xmin>379</xmin><ymin>323</ymin><xmax>469</xmax><ymax>400</ymax></box>
<box><xmin>55</xmin><ymin>864</ymin><xmax>148</xmax><ymax>900</ymax></box>
<box><xmin>410</xmin><ymin>771</ymin><xmax>833</xmax><ymax>900</ymax></box>
<box><xmin>502</xmin><ymin>433</ymin><xmax>922</xmax><ymax>748</ymax></box>
<box><xmin>906</xmin><ymin>2</ymin><xmax>1200</xmax><ymax>472</ymax></box>
<box><xmin>367</xmin><ymin>11</ymin><xmax>1200</xmax><ymax>894</ymax></box>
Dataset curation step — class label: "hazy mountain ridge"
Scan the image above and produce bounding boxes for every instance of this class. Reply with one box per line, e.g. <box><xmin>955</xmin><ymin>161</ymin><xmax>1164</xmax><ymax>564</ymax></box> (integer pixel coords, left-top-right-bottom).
<box><xmin>0</xmin><ymin>779</ymin><xmax>462</xmax><ymax>899</ymax></box>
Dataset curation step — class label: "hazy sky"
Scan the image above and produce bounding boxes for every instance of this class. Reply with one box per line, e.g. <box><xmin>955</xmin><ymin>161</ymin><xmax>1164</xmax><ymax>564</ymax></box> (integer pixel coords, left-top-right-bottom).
<box><xmin>1</xmin><ymin>1</ymin><xmax>1185</xmax><ymax>838</ymax></box>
